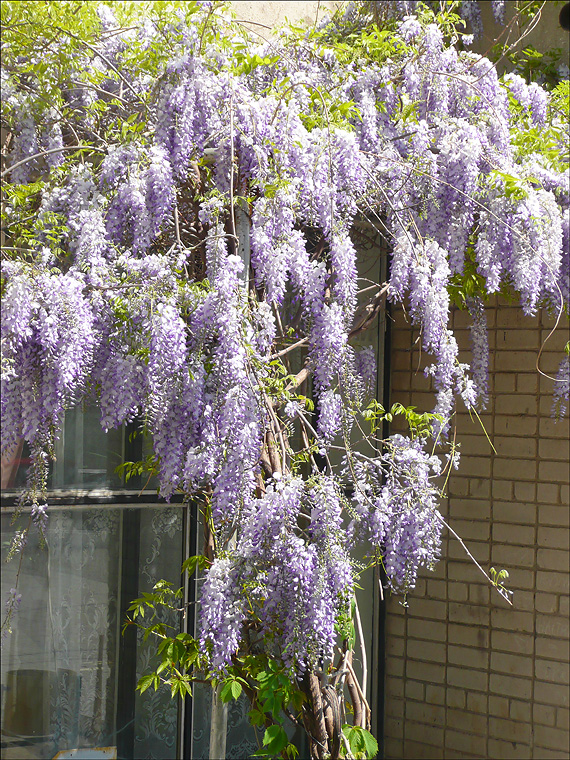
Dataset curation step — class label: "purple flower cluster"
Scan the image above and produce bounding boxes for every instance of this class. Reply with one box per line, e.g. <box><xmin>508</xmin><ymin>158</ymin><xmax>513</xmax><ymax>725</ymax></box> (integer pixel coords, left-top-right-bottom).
<box><xmin>2</xmin><ymin>2</ymin><xmax>568</xmax><ymax>672</ymax></box>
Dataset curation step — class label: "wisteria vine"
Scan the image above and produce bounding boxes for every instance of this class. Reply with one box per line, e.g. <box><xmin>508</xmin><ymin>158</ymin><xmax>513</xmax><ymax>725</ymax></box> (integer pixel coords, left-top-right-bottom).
<box><xmin>1</xmin><ymin>0</ymin><xmax>568</xmax><ymax>756</ymax></box>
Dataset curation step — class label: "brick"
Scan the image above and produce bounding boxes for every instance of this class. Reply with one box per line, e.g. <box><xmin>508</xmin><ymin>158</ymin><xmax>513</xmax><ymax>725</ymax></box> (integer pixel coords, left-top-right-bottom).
<box><xmin>405</xmin><ymin>660</ymin><xmax>445</xmax><ymax>684</ymax></box>
<box><xmin>446</xmin><ymin>686</ymin><xmax>466</xmax><ymax>709</ymax></box>
<box><xmin>497</xmin><ymin>310</ymin><xmax>540</xmax><ymax>328</ymax></box>
<box><xmin>494</xmin><ymin>435</ymin><xmax>537</xmax><ymax>458</ymax></box>
<box><xmin>535</xmin><ymin>636</ymin><xmax>570</xmax><ymax>661</ymax></box>
<box><xmin>532</xmin><ymin>748</ymin><xmax>570</xmax><ymax>760</ymax></box>
<box><xmin>495</xmin><ymin>415</ymin><xmax>537</xmax><ymax>436</ymax></box>
<box><xmin>534</xmin><ymin>704</ymin><xmax>557</xmax><ymax>726</ymax></box>
<box><xmin>509</xmin><ymin>700</ymin><xmax>531</xmax><ymax>722</ymax></box>
<box><xmin>489</xmin><ymin>695</ymin><xmax>510</xmax><ymax>718</ymax></box>
<box><xmin>385</xmin><ymin>656</ymin><xmax>404</xmax><ymax>677</ymax></box>
<box><xmin>449</xmin><ymin>602</ymin><xmax>490</xmax><ymax>626</ymax></box>
<box><xmin>491</xmin><ymin>608</ymin><xmax>534</xmax><ymax>633</ymax></box>
<box><xmin>504</xmin><ymin>567</ymin><xmax>535</xmax><ymax>590</ymax></box>
<box><xmin>493</xmin><ymin>523</ymin><xmax>535</xmax><ymax>544</ymax></box>
<box><xmin>495</xmin><ymin>394</ymin><xmax>538</xmax><ymax>416</ymax></box>
<box><xmin>538</xmin><ymin>527</ymin><xmax>570</xmax><ymax>550</ymax></box>
<box><xmin>491</xmin><ymin>543</ymin><xmax>535</xmax><ymax>568</ymax></box>
<box><xmin>384</xmin><ymin>718</ymin><xmax>404</xmax><ymax>739</ymax></box>
<box><xmin>385</xmin><ymin>676</ymin><xmax>404</xmax><ymax>698</ymax></box>
<box><xmin>406</xmin><ymin>598</ymin><xmax>447</xmax><ymax>620</ymax></box>
<box><xmin>385</xmin><ymin>614</ymin><xmax>405</xmax><ymax>637</ymax></box>
<box><xmin>386</xmin><ymin>636</ymin><xmax>405</xmax><ymax>657</ymax></box>
<box><xmin>447</xmin><ymin>666</ymin><xmax>488</xmax><ymax>692</ymax></box>
<box><xmin>536</xmin><ymin>571</ymin><xmax>569</xmax><ymax>594</ymax></box>
<box><xmin>383</xmin><ymin>737</ymin><xmax>403</xmax><ymax>759</ymax></box>
<box><xmin>511</xmin><ymin>589</ymin><xmax>535</xmax><ymax>611</ymax></box>
<box><xmin>445</xmin><ymin>729</ymin><xmax>486</xmax><ymax>756</ymax></box>
<box><xmin>386</xmin><ymin>697</ymin><xmax>405</xmax><ymax>718</ymax></box>
<box><xmin>560</xmin><ymin>484</ymin><xmax>569</xmax><ymax>504</ymax></box>
<box><xmin>448</xmin><ymin>540</ymin><xmax>490</xmax><ymax>563</ymax></box>
<box><xmin>495</xmin><ymin>351</ymin><xmax>539</xmax><ymax>371</ymax></box>
<box><xmin>448</xmin><ymin>622</ymin><xmax>489</xmax><ymax>649</ymax></box>
<box><xmin>538</xmin><ymin>506</ymin><xmax>570</xmax><ymax>527</ymax></box>
<box><xmin>455</xmin><ymin>411</ymin><xmax>494</xmax><ymax>433</ymax></box>
<box><xmin>449</xmin><ymin>644</ymin><xmax>488</xmax><ymax>670</ymax></box>
<box><xmin>456</xmin><ymin>456</ymin><xmax>492</xmax><ymax>478</ymax></box>
<box><xmin>489</xmin><ymin>673</ymin><xmax>532</xmax><ymax>699</ymax></box>
<box><xmin>404</xmin><ymin>674</ymin><xmax>424</xmax><ymax>702</ymax></box>
<box><xmin>536</xmin><ymin>614</ymin><xmax>570</xmax><ymax>639</ymax></box>
<box><xmin>469</xmin><ymin>477</ymin><xmax>492</xmax><ymax>498</ymax></box>
<box><xmin>513</xmin><ymin>481</ymin><xmax>536</xmax><ymax>501</ymax></box>
<box><xmin>465</xmin><ymin>691</ymin><xmax>487</xmax><ymax>713</ymax></box>
<box><xmin>540</xmin><ymin>417</ymin><xmax>570</xmax><ymax>439</ymax></box>
<box><xmin>492</xmin><ymin>479</ymin><xmax>514</xmax><ymax>499</ymax></box>
<box><xmin>448</xmin><ymin>478</ymin><xmax>470</xmax><ymax>497</ymax></box>
<box><xmin>406</xmin><ymin>701</ymin><xmax>445</xmax><ymax>726</ymax></box>
<box><xmin>538</xmin><ymin>548</ymin><xmax>569</xmax><ymax>571</ymax></box>
<box><xmin>557</xmin><ymin>708</ymin><xmax>570</xmax><ymax>730</ymax></box>
<box><xmin>491</xmin><ymin>630</ymin><xmax>534</xmax><ymax>655</ymax></box>
<box><xmin>494</xmin><ymin>373</ymin><xmax>517</xmax><ymax>392</ymax></box>
<box><xmin>536</xmin><ymin>593</ymin><xmax>560</xmax><ymax>614</ymax></box>
<box><xmin>534</xmin><ymin>725</ymin><xmax>570</xmax><ymax>752</ymax></box>
<box><xmin>469</xmin><ymin>583</ymin><xmax>490</xmax><ymax>605</ymax></box>
<box><xmin>516</xmin><ymin>373</ymin><xmax>539</xmax><ymax>393</ymax></box>
<box><xmin>535</xmin><ymin>658</ymin><xmax>570</xmax><ymax>685</ymax></box>
<box><xmin>392</xmin><ymin>351</ymin><xmax>412</xmax><ymax>371</ymax></box>
<box><xmin>426</xmin><ymin>579</ymin><xmax>447</xmax><ymax>599</ymax></box>
<box><xmin>447</xmin><ymin>707</ymin><xmax>487</xmax><ymax>734</ymax></box>
<box><xmin>493</xmin><ymin>458</ymin><xmax>537</xmax><ymax>484</ymax></box>
<box><xmin>560</xmin><ymin>596</ymin><xmax>569</xmax><ymax>616</ymax></box>
<box><xmin>537</xmin><ymin>351</ymin><xmax>569</xmax><ymax>374</ymax></box>
<box><xmin>539</xmin><ymin>437</ymin><xmax>570</xmax><ymax>461</ymax></box>
<box><xmin>534</xmin><ymin>680</ymin><xmax>570</xmax><ymax>708</ymax></box>
<box><xmin>488</xmin><ymin>738</ymin><xmax>533</xmax><ymax>759</ymax></box>
<box><xmin>407</xmin><ymin>639</ymin><xmax>446</xmax><ymax>664</ymax></box>
<box><xmin>540</xmin><ymin>460</ymin><xmax>570</xmax><ymax>484</ymax></box>
<box><xmin>402</xmin><ymin>740</ymin><xmax>443</xmax><ymax>759</ymax></box>
<box><xmin>450</xmin><ymin>519</ymin><xmax>491</xmax><ymax>542</ymax></box>
<box><xmin>458</xmin><ymin>434</ymin><xmax>495</xmax><ymax>456</ymax></box>
<box><xmin>448</xmin><ymin>583</ymin><xmax>469</xmax><ymax>602</ymax></box>
<box><xmin>490</xmin><ymin>651</ymin><xmax>533</xmax><ymax>677</ymax></box>
<box><xmin>537</xmin><ymin>483</ymin><xmax>561</xmax><ymax>504</ymax></box>
<box><xmin>407</xmin><ymin>618</ymin><xmax>446</xmax><ymax>642</ymax></box>
<box><xmin>404</xmin><ymin>723</ymin><xmax>443</xmax><ymax>747</ymax></box>
<box><xmin>425</xmin><ymin>684</ymin><xmax>445</xmax><ymax>705</ymax></box>
<box><xmin>446</xmin><ymin>560</ymin><xmax>489</xmax><ymax>584</ymax></box>
<box><xmin>489</xmin><ymin>717</ymin><xmax>531</xmax><ymax>743</ymax></box>
<box><xmin>493</xmin><ymin>501</ymin><xmax>536</xmax><ymax>524</ymax></box>
<box><xmin>449</xmin><ymin>499</ymin><xmax>491</xmax><ymax>520</ymax></box>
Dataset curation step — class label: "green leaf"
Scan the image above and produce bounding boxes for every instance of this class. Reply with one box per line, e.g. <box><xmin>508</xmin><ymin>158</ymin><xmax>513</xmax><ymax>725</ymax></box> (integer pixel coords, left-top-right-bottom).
<box><xmin>137</xmin><ymin>674</ymin><xmax>156</xmax><ymax>694</ymax></box>
<box><xmin>262</xmin><ymin>725</ymin><xmax>289</xmax><ymax>755</ymax></box>
<box><xmin>343</xmin><ymin>725</ymin><xmax>378</xmax><ymax>759</ymax></box>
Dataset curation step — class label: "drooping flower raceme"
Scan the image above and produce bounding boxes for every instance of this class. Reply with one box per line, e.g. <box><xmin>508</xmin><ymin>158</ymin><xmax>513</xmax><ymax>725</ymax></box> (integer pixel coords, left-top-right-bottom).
<box><xmin>1</xmin><ymin>2</ymin><xmax>568</xmax><ymax>674</ymax></box>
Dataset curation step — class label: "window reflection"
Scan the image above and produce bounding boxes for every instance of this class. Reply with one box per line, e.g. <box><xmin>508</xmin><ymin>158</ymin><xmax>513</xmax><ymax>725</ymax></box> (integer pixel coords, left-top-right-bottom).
<box><xmin>1</xmin><ymin>506</ymin><xmax>183</xmax><ymax>760</ymax></box>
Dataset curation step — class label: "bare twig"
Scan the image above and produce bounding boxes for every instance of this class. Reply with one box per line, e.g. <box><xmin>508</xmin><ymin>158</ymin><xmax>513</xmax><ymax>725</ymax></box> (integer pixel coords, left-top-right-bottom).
<box><xmin>1</xmin><ymin>145</ymin><xmax>105</xmax><ymax>179</ymax></box>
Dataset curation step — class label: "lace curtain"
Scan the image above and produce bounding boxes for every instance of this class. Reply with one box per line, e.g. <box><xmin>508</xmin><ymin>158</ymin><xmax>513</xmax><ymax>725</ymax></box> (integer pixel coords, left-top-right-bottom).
<box><xmin>1</xmin><ymin>506</ymin><xmax>183</xmax><ymax>760</ymax></box>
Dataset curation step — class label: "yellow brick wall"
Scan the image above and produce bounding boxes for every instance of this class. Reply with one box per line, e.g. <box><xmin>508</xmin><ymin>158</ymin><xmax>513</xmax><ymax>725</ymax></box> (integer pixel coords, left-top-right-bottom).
<box><xmin>384</xmin><ymin>298</ymin><xmax>570</xmax><ymax>759</ymax></box>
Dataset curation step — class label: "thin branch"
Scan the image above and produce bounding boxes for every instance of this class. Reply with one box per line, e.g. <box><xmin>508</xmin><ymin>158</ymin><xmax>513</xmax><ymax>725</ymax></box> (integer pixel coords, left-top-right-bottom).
<box><xmin>55</xmin><ymin>26</ymin><xmax>144</xmax><ymax>103</ymax></box>
<box><xmin>1</xmin><ymin>145</ymin><xmax>105</xmax><ymax>179</ymax></box>
<box><xmin>352</xmin><ymin>595</ymin><xmax>368</xmax><ymax>698</ymax></box>
<box><xmin>436</xmin><ymin>512</ymin><xmax>513</xmax><ymax>605</ymax></box>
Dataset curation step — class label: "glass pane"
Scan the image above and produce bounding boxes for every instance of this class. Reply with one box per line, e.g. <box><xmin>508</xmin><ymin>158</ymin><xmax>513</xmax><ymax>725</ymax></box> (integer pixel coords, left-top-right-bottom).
<box><xmin>133</xmin><ymin>507</ymin><xmax>184</xmax><ymax>760</ymax></box>
<box><xmin>1</xmin><ymin>407</ymin><xmax>124</xmax><ymax>493</ymax></box>
<box><xmin>52</xmin><ymin>407</ymin><xmax>124</xmax><ymax>491</ymax></box>
<box><xmin>1</xmin><ymin>507</ymin><xmax>121</xmax><ymax>760</ymax></box>
<box><xmin>1</xmin><ymin>505</ymin><xmax>184</xmax><ymax>760</ymax></box>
